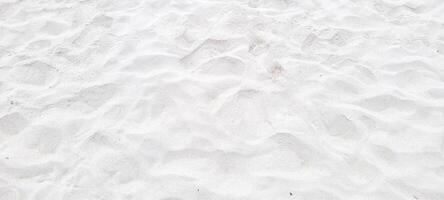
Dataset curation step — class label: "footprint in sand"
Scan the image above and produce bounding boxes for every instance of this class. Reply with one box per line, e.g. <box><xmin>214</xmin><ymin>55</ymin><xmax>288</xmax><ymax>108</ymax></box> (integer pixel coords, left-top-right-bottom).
<box><xmin>321</xmin><ymin>112</ymin><xmax>361</xmax><ymax>140</ymax></box>
<box><xmin>25</xmin><ymin>39</ymin><xmax>52</xmax><ymax>51</ymax></box>
<box><xmin>0</xmin><ymin>187</ymin><xmax>22</xmax><ymax>200</ymax></box>
<box><xmin>0</xmin><ymin>112</ymin><xmax>29</xmax><ymax>136</ymax></box>
<box><xmin>22</xmin><ymin>126</ymin><xmax>63</xmax><ymax>154</ymax></box>
<box><xmin>95</xmin><ymin>152</ymin><xmax>141</xmax><ymax>183</ymax></box>
<box><xmin>40</xmin><ymin>20</ymin><xmax>69</xmax><ymax>36</ymax></box>
<box><xmin>196</xmin><ymin>56</ymin><xmax>245</xmax><ymax>76</ymax></box>
<box><xmin>9</xmin><ymin>61</ymin><xmax>59</xmax><ymax>87</ymax></box>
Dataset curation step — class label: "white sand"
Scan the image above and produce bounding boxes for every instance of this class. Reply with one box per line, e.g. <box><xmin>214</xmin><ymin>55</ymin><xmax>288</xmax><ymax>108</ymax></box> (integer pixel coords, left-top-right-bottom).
<box><xmin>1</xmin><ymin>0</ymin><xmax>444</xmax><ymax>199</ymax></box>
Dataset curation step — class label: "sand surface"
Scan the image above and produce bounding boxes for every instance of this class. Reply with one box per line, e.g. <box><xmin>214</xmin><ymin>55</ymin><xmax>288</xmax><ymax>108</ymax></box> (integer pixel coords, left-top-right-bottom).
<box><xmin>1</xmin><ymin>0</ymin><xmax>444</xmax><ymax>199</ymax></box>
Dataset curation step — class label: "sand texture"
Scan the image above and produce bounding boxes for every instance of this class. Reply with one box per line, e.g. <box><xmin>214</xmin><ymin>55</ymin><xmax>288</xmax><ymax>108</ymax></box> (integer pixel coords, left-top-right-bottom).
<box><xmin>1</xmin><ymin>0</ymin><xmax>444</xmax><ymax>199</ymax></box>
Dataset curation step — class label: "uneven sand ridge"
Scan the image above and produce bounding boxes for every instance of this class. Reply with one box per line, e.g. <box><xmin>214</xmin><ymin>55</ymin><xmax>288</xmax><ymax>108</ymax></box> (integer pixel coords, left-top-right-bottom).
<box><xmin>1</xmin><ymin>0</ymin><xmax>444</xmax><ymax>199</ymax></box>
